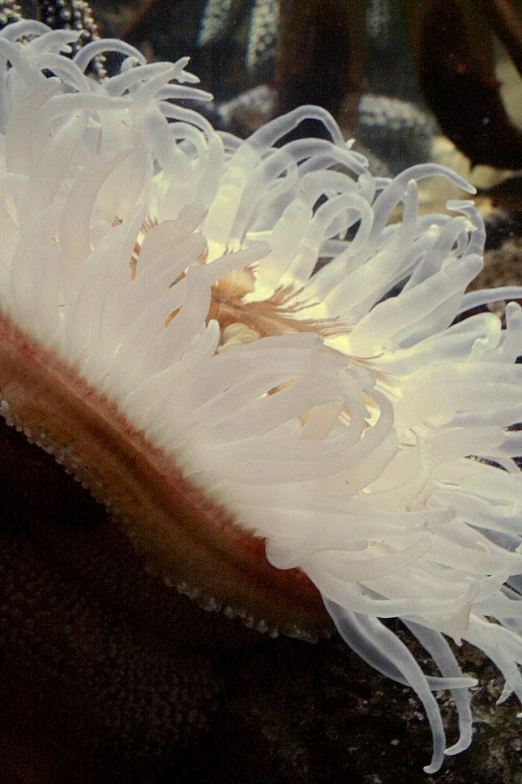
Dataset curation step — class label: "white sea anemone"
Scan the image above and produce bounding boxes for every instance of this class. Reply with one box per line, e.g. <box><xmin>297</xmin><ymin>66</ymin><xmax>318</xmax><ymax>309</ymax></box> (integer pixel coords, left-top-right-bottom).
<box><xmin>2</xmin><ymin>22</ymin><xmax>522</xmax><ymax>774</ymax></box>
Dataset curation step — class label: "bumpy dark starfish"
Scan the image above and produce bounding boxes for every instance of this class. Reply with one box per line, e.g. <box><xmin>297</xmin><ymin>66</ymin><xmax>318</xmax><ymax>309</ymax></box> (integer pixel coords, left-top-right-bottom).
<box><xmin>198</xmin><ymin>0</ymin><xmax>279</xmax><ymax>70</ymax></box>
<box><xmin>0</xmin><ymin>1</ymin><xmax>107</xmax><ymax>76</ymax></box>
<box><xmin>0</xmin><ymin>0</ymin><xmax>22</xmax><ymax>27</ymax></box>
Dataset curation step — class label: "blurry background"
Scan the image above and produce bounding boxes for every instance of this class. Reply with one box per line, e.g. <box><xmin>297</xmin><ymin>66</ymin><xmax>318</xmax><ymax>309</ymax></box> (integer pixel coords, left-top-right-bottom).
<box><xmin>17</xmin><ymin>0</ymin><xmax>522</xmax><ymax>288</ymax></box>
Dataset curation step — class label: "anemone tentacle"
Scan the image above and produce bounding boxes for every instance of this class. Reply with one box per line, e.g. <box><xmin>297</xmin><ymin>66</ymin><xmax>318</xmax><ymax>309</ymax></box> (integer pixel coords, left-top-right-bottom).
<box><xmin>2</xmin><ymin>24</ymin><xmax>522</xmax><ymax>774</ymax></box>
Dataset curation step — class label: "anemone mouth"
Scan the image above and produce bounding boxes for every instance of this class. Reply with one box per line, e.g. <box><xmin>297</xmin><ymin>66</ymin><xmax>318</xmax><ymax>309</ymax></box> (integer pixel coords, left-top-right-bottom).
<box><xmin>0</xmin><ymin>312</ymin><xmax>333</xmax><ymax>640</ymax></box>
<box><xmin>209</xmin><ymin>270</ymin><xmax>346</xmax><ymax>344</ymax></box>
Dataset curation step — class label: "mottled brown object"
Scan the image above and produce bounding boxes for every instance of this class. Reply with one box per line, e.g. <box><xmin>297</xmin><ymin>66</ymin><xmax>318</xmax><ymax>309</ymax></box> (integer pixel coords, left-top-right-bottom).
<box><xmin>410</xmin><ymin>0</ymin><xmax>522</xmax><ymax>169</ymax></box>
<box><xmin>478</xmin><ymin>0</ymin><xmax>522</xmax><ymax>80</ymax></box>
<box><xmin>276</xmin><ymin>0</ymin><xmax>364</xmax><ymax>121</ymax></box>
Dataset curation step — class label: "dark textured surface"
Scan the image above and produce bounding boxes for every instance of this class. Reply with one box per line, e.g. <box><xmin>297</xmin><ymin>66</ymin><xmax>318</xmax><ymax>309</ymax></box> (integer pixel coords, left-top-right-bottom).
<box><xmin>2</xmin><ymin>416</ymin><xmax>522</xmax><ymax>783</ymax></box>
